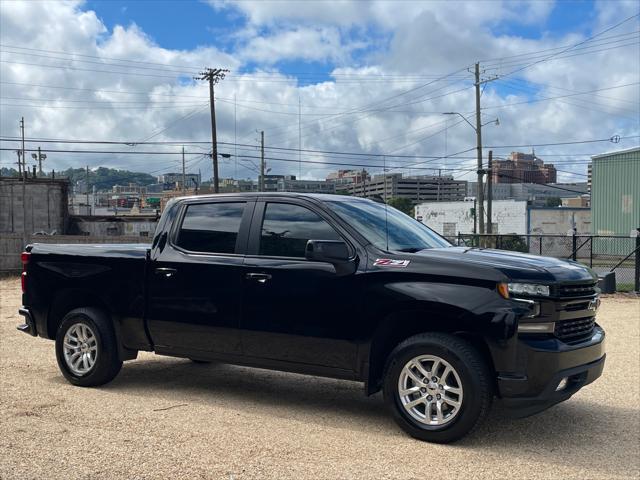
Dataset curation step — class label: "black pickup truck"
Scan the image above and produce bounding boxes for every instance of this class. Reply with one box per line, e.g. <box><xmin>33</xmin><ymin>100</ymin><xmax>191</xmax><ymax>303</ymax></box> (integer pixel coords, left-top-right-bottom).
<box><xmin>18</xmin><ymin>193</ymin><xmax>605</xmax><ymax>443</ymax></box>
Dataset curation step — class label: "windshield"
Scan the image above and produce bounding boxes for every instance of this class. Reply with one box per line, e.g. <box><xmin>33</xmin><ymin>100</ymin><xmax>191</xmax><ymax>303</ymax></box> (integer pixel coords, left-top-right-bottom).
<box><xmin>326</xmin><ymin>199</ymin><xmax>451</xmax><ymax>252</ymax></box>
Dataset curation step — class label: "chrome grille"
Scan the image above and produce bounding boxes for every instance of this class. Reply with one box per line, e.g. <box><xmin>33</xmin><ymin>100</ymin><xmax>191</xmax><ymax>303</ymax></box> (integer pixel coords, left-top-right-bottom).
<box><xmin>555</xmin><ymin>317</ymin><xmax>596</xmax><ymax>343</ymax></box>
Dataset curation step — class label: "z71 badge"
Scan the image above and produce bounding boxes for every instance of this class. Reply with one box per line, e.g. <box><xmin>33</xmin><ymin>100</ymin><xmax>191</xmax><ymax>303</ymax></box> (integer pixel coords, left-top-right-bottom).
<box><xmin>374</xmin><ymin>258</ymin><xmax>410</xmax><ymax>267</ymax></box>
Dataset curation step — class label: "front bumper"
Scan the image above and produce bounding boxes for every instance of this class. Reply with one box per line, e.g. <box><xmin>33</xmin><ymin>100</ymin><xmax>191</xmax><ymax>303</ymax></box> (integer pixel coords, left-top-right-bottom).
<box><xmin>17</xmin><ymin>307</ymin><xmax>37</xmax><ymax>336</ymax></box>
<box><xmin>498</xmin><ymin>326</ymin><xmax>605</xmax><ymax>417</ymax></box>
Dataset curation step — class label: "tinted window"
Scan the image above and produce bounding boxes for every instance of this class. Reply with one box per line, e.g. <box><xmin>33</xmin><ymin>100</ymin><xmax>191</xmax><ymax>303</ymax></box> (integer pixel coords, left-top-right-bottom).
<box><xmin>326</xmin><ymin>199</ymin><xmax>450</xmax><ymax>252</ymax></box>
<box><xmin>176</xmin><ymin>202</ymin><xmax>245</xmax><ymax>253</ymax></box>
<box><xmin>260</xmin><ymin>203</ymin><xmax>341</xmax><ymax>257</ymax></box>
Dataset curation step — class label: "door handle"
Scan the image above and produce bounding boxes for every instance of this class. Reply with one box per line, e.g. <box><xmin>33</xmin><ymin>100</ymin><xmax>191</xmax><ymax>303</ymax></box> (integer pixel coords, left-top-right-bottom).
<box><xmin>245</xmin><ymin>272</ymin><xmax>272</xmax><ymax>284</ymax></box>
<box><xmin>155</xmin><ymin>267</ymin><xmax>177</xmax><ymax>278</ymax></box>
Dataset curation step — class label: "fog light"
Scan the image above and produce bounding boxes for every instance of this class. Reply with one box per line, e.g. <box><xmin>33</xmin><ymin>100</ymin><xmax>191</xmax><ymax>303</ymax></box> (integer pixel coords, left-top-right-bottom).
<box><xmin>517</xmin><ymin>322</ymin><xmax>555</xmax><ymax>333</ymax></box>
<box><xmin>556</xmin><ymin>377</ymin><xmax>569</xmax><ymax>391</ymax></box>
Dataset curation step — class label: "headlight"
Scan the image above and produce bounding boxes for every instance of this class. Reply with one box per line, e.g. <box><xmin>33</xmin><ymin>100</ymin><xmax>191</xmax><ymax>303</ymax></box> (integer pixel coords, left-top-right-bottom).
<box><xmin>507</xmin><ymin>283</ymin><xmax>550</xmax><ymax>297</ymax></box>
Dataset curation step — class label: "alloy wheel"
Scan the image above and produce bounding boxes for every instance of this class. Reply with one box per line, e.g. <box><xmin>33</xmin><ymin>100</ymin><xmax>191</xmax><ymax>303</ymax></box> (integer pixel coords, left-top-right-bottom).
<box><xmin>62</xmin><ymin>323</ymin><xmax>99</xmax><ymax>376</ymax></box>
<box><xmin>397</xmin><ymin>354</ymin><xmax>464</xmax><ymax>426</ymax></box>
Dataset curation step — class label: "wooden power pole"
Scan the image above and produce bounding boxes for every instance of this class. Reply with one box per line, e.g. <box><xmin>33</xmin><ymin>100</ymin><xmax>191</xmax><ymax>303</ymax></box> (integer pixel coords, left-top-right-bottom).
<box><xmin>474</xmin><ymin>63</ymin><xmax>485</xmax><ymax>235</ymax></box>
<box><xmin>194</xmin><ymin>68</ymin><xmax>229</xmax><ymax>193</ymax></box>
<box><xmin>260</xmin><ymin>130</ymin><xmax>265</xmax><ymax>192</ymax></box>
<box><xmin>181</xmin><ymin>146</ymin><xmax>186</xmax><ymax>195</ymax></box>
<box><xmin>487</xmin><ymin>150</ymin><xmax>493</xmax><ymax>234</ymax></box>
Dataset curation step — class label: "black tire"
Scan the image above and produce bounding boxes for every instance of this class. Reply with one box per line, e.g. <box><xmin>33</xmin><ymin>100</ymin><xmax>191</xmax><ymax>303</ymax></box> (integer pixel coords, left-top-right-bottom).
<box><xmin>383</xmin><ymin>332</ymin><xmax>492</xmax><ymax>443</ymax></box>
<box><xmin>55</xmin><ymin>307</ymin><xmax>122</xmax><ymax>387</ymax></box>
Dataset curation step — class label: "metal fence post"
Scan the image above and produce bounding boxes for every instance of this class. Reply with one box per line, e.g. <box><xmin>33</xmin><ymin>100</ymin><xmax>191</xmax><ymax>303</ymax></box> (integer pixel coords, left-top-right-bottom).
<box><xmin>572</xmin><ymin>231</ymin><xmax>577</xmax><ymax>261</ymax></box>
<box><xmin>635</xmin><ymin>228</ymin><xmax>640</xmax><ymax>293</ymax></box>
<box><xmin>590</xmin><ymin>237</ymin><xmax>593</xmax><ymax>268</ymax></box>
<box><xmin>539</xmin><ymin>236</ymin><xmax>542</xmax><ymax>256</ymax></box>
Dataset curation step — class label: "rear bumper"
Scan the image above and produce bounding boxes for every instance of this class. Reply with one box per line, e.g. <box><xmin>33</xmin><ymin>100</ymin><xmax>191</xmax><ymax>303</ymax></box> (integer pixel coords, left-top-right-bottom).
<box><xmin>497</xmin><ymin>326</ymin><xmax>605</xmax><ymax>417</ymax></box>
<box><xmin>17</xmin><ymin>307</ymin><xmax>38</xmax><ymax>336</ymax></box>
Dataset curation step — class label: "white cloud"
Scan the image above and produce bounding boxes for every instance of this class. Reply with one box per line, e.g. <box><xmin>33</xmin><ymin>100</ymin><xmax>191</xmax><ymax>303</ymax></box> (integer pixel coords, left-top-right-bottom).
<box><xmin>0</xmin><ymin>0</ymin><xmax>637</xmax><ymax>184</ymax></box>
<box><xmin>238</xmin><ymin>26</ymin><xmax>351</xmax><ymax>64</ymax></box>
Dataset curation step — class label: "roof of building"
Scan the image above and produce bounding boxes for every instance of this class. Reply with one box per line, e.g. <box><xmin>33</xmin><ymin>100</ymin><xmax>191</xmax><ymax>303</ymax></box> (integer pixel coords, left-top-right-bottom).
<box><xmin>591</xmin><ymin>146</ymin><xmax>640</xmax><ymax>160</ymax></box>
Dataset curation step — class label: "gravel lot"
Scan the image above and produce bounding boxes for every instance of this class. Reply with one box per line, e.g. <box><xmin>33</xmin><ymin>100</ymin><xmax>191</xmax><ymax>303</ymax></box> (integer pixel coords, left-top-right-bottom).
<box><xmin>1</xmin><ymin>275</ymin><xmax>639</xmax><ymax>479</ymax></box>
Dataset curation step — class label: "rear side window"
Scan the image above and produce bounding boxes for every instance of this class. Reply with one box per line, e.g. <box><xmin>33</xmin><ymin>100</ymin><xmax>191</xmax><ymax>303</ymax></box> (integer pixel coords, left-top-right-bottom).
<box><xmin>260</xmin><ymin>203</ymin><xmax>341</xmax><ymax>257</ymax></box>
<box><xmin>176</xmin><ymin>202</ymin><xmax>245</xmax><ymax>254</ymax></box>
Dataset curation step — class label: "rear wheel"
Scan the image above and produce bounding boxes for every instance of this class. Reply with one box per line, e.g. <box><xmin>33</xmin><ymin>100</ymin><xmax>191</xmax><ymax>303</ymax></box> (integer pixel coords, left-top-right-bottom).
<box><xmin>55</xmin><ymin>307</ymin><xmax>122</xmax><ymax>387</ymax></box>
<box><xmin>383</xmin><ymin>333</ymin><xmax>492</xmax><ymax>443</ymax></box>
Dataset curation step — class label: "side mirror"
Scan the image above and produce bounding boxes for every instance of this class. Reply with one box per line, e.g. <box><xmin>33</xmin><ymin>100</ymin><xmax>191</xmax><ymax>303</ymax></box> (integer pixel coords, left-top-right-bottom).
<box><xmin>305</xmin><ymin>240</ymin><xmax>350</xmax><ymax>263</ymax></box>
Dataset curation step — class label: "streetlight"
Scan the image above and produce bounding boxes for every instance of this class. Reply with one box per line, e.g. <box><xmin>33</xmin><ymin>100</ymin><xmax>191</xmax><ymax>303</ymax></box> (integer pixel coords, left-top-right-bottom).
<box><xmin>31</xmin><ymin>148</ymin><xmax>47</xmax><ymax>176</ymax></box>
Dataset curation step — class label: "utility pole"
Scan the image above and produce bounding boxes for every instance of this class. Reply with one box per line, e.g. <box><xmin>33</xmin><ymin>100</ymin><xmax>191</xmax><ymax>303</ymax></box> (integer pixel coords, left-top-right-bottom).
<box><xmin>259</xmin><ymin>130</ymin><xmax>265</xmax><ymax>192</ymax></box>
<box><xmin>298</xmin><ymin>95</ymin><xmax>302</xmax><ymax>179</ymax></box>
<box><xmin>86</xmin><ymin>165</ymin><xmax>90</xmax><ymax>215</ymax></box>
<box><xmin>234</xmin><ymin>93</ymin><xmax>238</xmax><ymax>180</ymax></box>
<box><xmin>474</xmin><ymin>62</ymin><xmax>485</xmax><ymax>235</ymax></box>
<box><xmin>181</xmin><ymin>146</ymin><xmax>186</xmax><ymax>195</ymax></box>
<box><xmin>16</xmin><ymin>150</ymin><xmax>22</xmax><ymax>177</ymax></box>
<box><xmin>487</xmin><ymin>150</ymin><xmax>493</xmax><ymax>234</ymax></box>
<box><xmin>20</xmin><ymin>117</ymin><xmax>26</xmax><ymax>179</ymax></box>
<box><xmin>194</xmin><ymin>68</ymin><xmax>229</xmax><ymax>193</ymax></box>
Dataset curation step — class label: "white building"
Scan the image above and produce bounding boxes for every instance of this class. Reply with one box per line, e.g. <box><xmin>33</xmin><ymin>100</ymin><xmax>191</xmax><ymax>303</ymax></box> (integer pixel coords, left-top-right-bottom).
<box><xmin>415</xmin><ymin>200</ymin><xmax>528</xmax><ymax>237</ymax></box>
<box><xmin>415</xmin><ymin>200</ymin><xmax>592</xmax><ymax>239</ymax></box>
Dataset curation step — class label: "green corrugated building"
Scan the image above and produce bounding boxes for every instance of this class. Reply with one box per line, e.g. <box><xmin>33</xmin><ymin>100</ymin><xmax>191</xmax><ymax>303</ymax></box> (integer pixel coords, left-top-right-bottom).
<box><xmin>591</xmin><ymin>146</ymin><xmax>640</xmax><ymax>236</ymax></box>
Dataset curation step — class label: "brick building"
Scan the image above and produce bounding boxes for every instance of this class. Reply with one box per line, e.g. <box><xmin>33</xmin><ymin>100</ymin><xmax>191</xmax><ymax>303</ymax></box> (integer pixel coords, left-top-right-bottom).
<box><xmin>491</xmin><ymin>151</ymin><xmax>557</xmax><ymax>184</ymax></box>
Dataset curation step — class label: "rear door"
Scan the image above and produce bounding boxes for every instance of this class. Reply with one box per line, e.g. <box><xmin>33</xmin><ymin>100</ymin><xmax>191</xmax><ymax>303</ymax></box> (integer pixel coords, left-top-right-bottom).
<box><xmin>240</xmin><ymin>198</ymin><xmax>361</xmax><ymax>372</ymax></box>
<box><xmin>147</xmin><ymin>198</ymin><xmax>254</xmax><ymax>357</ymax></box>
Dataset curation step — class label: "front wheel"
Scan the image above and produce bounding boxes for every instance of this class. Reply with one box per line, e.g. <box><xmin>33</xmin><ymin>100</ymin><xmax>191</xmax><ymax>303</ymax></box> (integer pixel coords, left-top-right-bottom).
<box><xmin>383</xmin><ymin>333</ymin><xmax>492</xmax><ymax>443</ymax></box>
<box><xmin>55</xmin><ymin>307</ymin><xmax>122</xmax><ymax>387</ymax></box>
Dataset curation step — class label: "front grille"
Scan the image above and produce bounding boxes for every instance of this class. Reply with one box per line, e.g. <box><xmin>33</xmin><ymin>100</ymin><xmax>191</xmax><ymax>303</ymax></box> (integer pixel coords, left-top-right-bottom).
<box><xmin>555</xmin><ymin>317</ymin><xmax>596</xmax><ymax>343</ymax></box>
<box><xmin>554</xmin><ymin>282</ymin><xmax>597</xmax><ymax>298</ymax></box>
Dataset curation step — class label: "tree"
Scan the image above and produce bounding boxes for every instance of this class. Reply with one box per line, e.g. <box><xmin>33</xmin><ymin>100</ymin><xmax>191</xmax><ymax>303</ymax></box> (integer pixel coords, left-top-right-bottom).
<box><xmin>387</xmin><ymin>197</ymin><xmax>414</xmax><ymax>216</ymax></box>
<box><xmin>545</xmin><ymin>196</ymin><xmax>562</xmax><ymax>207</ymax></box>
<box><xmin>0</xmin><ymin>167</ymin><xmax>19</xmax><ymax>177</ymax></box>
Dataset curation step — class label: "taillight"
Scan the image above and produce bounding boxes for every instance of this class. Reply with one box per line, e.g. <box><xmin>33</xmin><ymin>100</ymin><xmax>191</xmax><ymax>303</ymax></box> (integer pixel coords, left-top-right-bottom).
<box><xmin>21</xmin><ymin>251</ymin><xmax>30</xmax><ymax>293</ymax></box>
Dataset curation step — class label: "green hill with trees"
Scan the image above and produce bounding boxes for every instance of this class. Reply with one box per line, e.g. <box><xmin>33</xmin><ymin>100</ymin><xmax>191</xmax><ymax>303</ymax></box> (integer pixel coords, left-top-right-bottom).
<box><xmin>1</xmin><ymin>166</ymin><xmax>157</xmax><ymax>190</ymax></box>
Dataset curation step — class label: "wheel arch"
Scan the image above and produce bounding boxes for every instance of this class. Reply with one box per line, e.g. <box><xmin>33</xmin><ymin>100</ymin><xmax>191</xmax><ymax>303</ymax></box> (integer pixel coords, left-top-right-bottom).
<box><xmin>364</xmin><ymin>302</ymin><xmax>496</xmax><ymax>395</ymax></box>
<box><xmin>47</xmin><ymin>289</ymin><xmax>135</xmax><ymax>361</ymax></box>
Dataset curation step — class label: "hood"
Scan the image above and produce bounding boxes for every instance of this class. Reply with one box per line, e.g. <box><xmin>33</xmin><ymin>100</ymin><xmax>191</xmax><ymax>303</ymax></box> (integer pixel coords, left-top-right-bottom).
<box><xmin>377</xmin><ymin>247</ymin><xmax>597</xmax><ymax>284</ymax></box>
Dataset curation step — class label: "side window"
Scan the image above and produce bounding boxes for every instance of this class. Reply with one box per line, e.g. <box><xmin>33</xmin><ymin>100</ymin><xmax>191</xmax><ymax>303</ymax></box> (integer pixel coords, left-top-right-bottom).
<box><xmin>260</xmin><ymin>203</ymin><xmax>341</xmax><ymax>258</ymax></box>
<box><xmin>176</xmin><ymin>202</ymin><xmax>245</xmax><ymax>254</ymax></box>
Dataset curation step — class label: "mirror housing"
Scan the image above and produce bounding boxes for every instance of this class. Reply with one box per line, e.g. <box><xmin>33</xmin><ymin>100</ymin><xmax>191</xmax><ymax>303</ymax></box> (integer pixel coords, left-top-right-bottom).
<box><xmin>305</xmin><ymin>240</ymin><xmax>350</xmax><ymax>263</ymax></box>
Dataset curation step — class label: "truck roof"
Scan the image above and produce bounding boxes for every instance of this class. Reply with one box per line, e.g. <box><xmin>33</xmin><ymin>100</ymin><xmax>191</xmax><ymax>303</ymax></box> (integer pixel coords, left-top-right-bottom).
<box><xmin>173</xmin><ymin>192</ymin><xmax>371</xmax><ymax>203</ymax></box>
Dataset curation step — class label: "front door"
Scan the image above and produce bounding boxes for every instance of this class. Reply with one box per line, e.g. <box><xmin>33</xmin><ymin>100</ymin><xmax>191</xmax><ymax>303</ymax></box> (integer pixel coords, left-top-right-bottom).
<box><xmin>147</xmin><ymin>199</ymin><xmax>253</xmax><ymax>357</ymax></box>
<box><xmin>240</xmin><ymin>200</ymin><xmax>361</xmax><ymax>372</ymax></box>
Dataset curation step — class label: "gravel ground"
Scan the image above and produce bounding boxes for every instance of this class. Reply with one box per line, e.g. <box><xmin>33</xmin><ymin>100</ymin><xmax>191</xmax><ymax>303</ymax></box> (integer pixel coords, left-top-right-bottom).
<box><xmin>1</xmin><ymin>276</ymin><xmax>639</xmax><ymax>480</ymax></box>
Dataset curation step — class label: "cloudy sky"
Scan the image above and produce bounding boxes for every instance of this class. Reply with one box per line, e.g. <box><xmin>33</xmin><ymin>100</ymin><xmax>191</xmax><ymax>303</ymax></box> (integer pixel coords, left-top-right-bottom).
<box><xmin>0</xmin><ymin>0</ymin><xmax>638</xmax><ymax>183</ymax></box>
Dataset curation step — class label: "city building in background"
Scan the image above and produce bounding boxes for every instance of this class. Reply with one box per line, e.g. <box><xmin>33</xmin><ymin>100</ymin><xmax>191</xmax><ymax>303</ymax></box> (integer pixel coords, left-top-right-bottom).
<box><xmin>157</xmin><ymin>172</ymin><xmax>201</xmax><ymax>190</ymax></box>
<box><xmin>258</xmin><ymin>174</ymin><xmax>336</xmax><ymax>194</ymax></box>
<box><xmin>343</xmin><ymin>173</ymin><xmax>467</xmax><ymax>203</ymax></box>
<box><xmin>467</xmin><ymin>182</ymin><xmax>589</xmax><ymax>206</ymax></box>
<box><xmin>491</xmin><ymin>151</ymin><xmax>557</xmax><ymax>184</ymax></box>
<box><xmin>326</xmin><ymin>169</ymin><xmax>370</xmax><ymax>186</ymax></box>
<box><xmin>590</xmin><ymin>146</ymin><xmax>640</xmax><ymax>236</ymax></box>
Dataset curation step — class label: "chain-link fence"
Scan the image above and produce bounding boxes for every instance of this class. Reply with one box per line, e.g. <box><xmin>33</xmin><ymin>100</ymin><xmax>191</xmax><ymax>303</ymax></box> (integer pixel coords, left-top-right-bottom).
<box><xmin>450</xmin><ymin>233</ymin><xmax>640</xmax><ymax>292</ymax></box>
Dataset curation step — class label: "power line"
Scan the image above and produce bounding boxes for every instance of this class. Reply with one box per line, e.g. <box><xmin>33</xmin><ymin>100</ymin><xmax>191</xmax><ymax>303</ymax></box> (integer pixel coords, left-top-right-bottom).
<box><xmin>2</xmin><ymin>135</ymin><xmax>636</xmax><ymax>159</ymax></box>
<box><xmin>481</xmin><ymin>82</ymin><xmax>640</xmax><ymax>111</ymax></box>
<box><xmin>495</xmin><ymin>13</ymin><xmax>640</xmax><ymax>79</ymax></box>
<box><xmin>479</xmin><ymin>29</ymin><xmax>640</xmax><ymax>64</ymax></box>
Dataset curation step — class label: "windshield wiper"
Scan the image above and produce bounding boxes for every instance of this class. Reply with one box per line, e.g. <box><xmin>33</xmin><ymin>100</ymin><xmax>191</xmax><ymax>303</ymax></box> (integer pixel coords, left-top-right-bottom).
<box><xmin>396</xmin><ymin>247</ymin><xmax>427</xmax><ymax>253</ymax></box>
